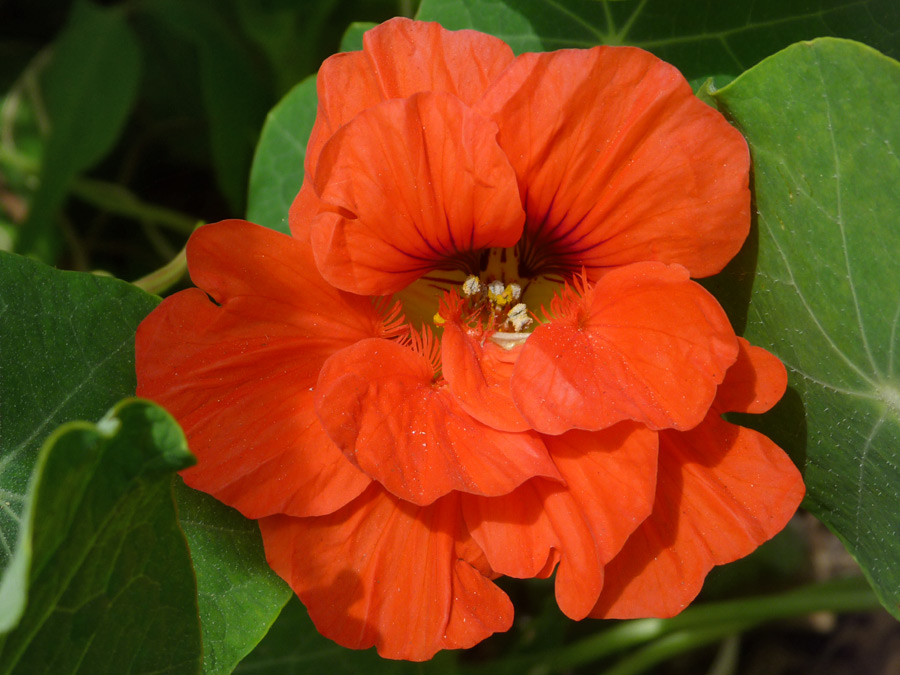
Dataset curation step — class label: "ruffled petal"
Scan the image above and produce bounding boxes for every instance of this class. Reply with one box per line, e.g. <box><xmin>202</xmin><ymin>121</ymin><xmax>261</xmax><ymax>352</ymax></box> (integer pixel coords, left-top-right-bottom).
<box><xmin>315</xmin><ymin>337</ymin><xmax>561</xmax><ymax>505</ymax></box>
<box><xmin>135</xmin><ymin>220</ymin><xmax>378</xmax><ymax>518</ymax></box>
<box><xmin>441</xmin><ymin>321</ymin><xmax>530</xmax><ymax>432</ymax></box>
<box><xmin>462</xmin><ymin>481</ymin><xmax>556</xmax><ymax>582</ymax></box>
<box><xmin>590</xmin><ymin>415</ymin><xmax>805</xmax><ymax>619</ymax></box>
<box><xmin>477</xmin><ymin>47</ymin><xmax>749</xmax><ymax>279</ymax></box>
<box><xmin>464</xmin><ymin>423</ymin><xmax>658</xmax><ymax>619</ymax></box>
<box><xmin>259</xmin><ymin>486</ymin><xmax>513</xmax><ymax>661</ymax></box>
<box><xmin>716</xmin><ymin>337</ymin><xmax>788</xmax><ymax>414</ymax></box>
<box><xmin>300</xmin><ymin>17</ymin><xmax>515</xmax><ymax>191</ymax></box>
<box><xmin>288</xmin><ymin>181</ymin><xmax>319</xmax><ymax>243</ymax></box>
<box><xmin>511</xmin><ymin>262</ymin><xmax>738</xmax><ymax>435</ymax></box>
<box><xmin>310</xmin><ymin>92</ymin><xmax>524</xmax><ymax>295</ymax></box>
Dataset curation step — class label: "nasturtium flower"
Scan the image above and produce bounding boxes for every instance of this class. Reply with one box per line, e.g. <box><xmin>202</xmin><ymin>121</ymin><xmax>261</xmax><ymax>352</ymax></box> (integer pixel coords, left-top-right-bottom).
<box><xmin>135</xmin><ymin>18</ymin><xmax>804</xmax><ymax>662</ymax></box>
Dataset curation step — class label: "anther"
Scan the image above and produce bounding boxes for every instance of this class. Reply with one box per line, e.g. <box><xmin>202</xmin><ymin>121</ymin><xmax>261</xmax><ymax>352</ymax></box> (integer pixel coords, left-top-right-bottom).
<box><xmin>462</xmin><ymin>275</ymin><xmax>482</xmax><ymax>296</ymax></box>
<box><xmin>507</xmin><ymin>303</ymin><xmax>532</xmax><ymax>332</ymax></box>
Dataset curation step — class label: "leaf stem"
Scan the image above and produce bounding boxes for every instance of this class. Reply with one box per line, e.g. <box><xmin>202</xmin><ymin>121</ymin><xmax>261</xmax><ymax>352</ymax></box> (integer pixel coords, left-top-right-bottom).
<box><xmin>0</xmin><ymin>145</ymin><xmax>198</xmax><ymax>236</ymax></box>
<box><xmin>470</xmin><ymin>577</ymin><xmax>880</xmax><ymax>675</ymax></box>
<box><xmin>70</xmin><ymin>178</ymin><xmax>198</xmax><ymax>235</ymax></box>
<box><xmin>132</xmin><ymin>241</ymin><xmax>189</xmax><ymax>295</ymax></box>
<box><xmin>599</xmin><ymin>621</ymin><xmax>754</xmax><ymax>675</ymax></box>
<box><xmin>558</xmin><ymin>576</ymin><xmax>878</xmax><ymax>671</ymax></box>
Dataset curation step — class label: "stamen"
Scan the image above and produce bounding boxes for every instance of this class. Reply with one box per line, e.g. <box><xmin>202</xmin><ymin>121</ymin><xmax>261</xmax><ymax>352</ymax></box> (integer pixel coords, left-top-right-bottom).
<box><xmin>375</xmin><ymin>298</ymin><xmax>410</xmax><ymax>340</ymax></box>
<box><xmin>542</xmin><ymin>268</ymin><xmax>593</xmax><ymax>325</ymax></box>
<box><xmin>435</xmin><ymin>274</ymin><xmax>535</xmax><ymax>347</ymax></box>
<box><xmin>399</xmin><ymin>324</ymin><xmax>442</xmax><ymax>379</ymax></box>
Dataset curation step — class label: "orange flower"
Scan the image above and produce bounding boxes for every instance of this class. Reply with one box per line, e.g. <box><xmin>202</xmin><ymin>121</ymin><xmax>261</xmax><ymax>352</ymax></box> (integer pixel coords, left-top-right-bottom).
<box><xmin>135</xmin><ymin>19</ymin><xmax>804</xmax><ymax>661</ymax></box>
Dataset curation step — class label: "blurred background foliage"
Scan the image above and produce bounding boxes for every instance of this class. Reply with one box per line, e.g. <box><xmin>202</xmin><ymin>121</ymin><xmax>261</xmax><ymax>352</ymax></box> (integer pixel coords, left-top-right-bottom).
<box><xmin>0</xmin><ymin>0</ymin><xmax>417</xmax><ymax>279</ymax></box>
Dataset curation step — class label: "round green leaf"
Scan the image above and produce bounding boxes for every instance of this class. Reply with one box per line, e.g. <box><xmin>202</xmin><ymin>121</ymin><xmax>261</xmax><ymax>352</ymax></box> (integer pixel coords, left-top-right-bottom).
<box><xmin>417</xmin><ymin>0</ymin><xmax>900</xmax><ymax>79</ymax></box>
<box><xmin>0</xmin><ymin>251</ymin><xmax>159</xmax><ymax>599</ymax></box>
<box><xmin>714</xmin><ymin>38</ymin><xmax>900</xmax><ymax>619</ymax></box>
<box><xmin>0</xmin><ymin>399</ymin><xmax>201</xmax><ymax>674</ymax></box>
<box><xmin>246</xmin><ymin>76</ymin><xmax>317</xmax><ymax>233</ymax></box>
<box><xmin>175</xmin><ymin>481</ymin><xmax>291</xmax><ymax>675</ymax></box>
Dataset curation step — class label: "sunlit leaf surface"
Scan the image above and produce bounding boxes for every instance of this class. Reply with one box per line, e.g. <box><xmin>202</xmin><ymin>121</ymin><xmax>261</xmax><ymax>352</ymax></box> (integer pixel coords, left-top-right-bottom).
<box><xmin>0</xmin><ymin>252</ymin><xmax>159</xmax><ymax>600</ymax></box>
<box><xmin>176</xmin><ymin>481</ymin><xmax>291</xmax><ymax>675</ymax></box>
<box><xmin>714</xmin><ymin>38</ymin><xmax>900</xmax><ymax>619</ymax></box>
<box><xmin>0</xmin><ymin>399</ymin><xmax>201</xmax><ymax>675</ymax></box>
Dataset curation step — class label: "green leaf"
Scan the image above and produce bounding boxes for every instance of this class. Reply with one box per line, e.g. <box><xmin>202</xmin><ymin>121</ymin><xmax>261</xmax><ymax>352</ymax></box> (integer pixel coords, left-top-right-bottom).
<box><xmin>16</xmin><ymin>0</ymin><xmax>141</xmax><ymax>262</ymax></box>
<box><xmin>175</xmin><ymin>481</ymin><xmax>291</xmax><ymax>675</ymax></box>
<box><xmin>0</xmin><ymin>248</ymin><xmax>292</xmax><ymax>669</ymax></box>
<box><xmin>235</xmin><ymin>597</ymin><xmax>461</xmax><ymax>674</ymax></box>
<box><xmin>246</xmin><ymin>76</ymin><xmax>317</xmax><ymax>233</ymax></box>
<box><xmin>340</xmin><ymin>21</ymin><xmax>377</xmax><ymax>52</ymax></box>
<box><xmin>713</xmin><ymin>39</ymin><xmax>900</xmax><ymax>620</ymax></box>
<box><xmin>416</xmin><ymin>0</ymin><xmax>900</xmax><ymax>79</ymax></box>
<box><xmin>0</xmin><ymin>251</ymin><xmax>159</xmax><ymax>603</ymax></box>
<box><xmin>0</xmin><ymin>398</ymin><xmax>201</xmax><ymax>674</ymax></box>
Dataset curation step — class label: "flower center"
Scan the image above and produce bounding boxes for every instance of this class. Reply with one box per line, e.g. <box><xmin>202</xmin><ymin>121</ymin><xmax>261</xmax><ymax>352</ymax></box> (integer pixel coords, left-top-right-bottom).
<box><xmin>433</xmin><ymin>274</ymin><xmax>533</xmax><ymax>349</ymax></box>
<box><xmin>393</xmin><ymin>246</ymin><xmax>565</xmax><ymax>343</ymax></box>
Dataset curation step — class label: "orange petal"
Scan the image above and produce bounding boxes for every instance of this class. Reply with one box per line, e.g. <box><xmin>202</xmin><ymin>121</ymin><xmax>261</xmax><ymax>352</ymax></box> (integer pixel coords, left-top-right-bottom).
<box><xmin>464</xmin><ymin>423</ymin><xmax>658</xmax><ymax>619</ymax></box>
<box><xmin>302</xmin><ymin>17</ymin><xmax>514</xmax><ymax>189</ymax></box>
<box><xmin>136</xmin><ymin>220</ymin><xmax>379</xmax><ymax>518</ymax></box>
<box><xmin>591</xmin><ymin>415</ymin><xmax>805</xmax><ymax>618</ymax></box>
<box><xmin>512</xmin><ymin>262</ymin><xmax>738</xmax><ymax>435</ymax></box>
<box><xmin>715</xmin><ymin>337</ymin><xmax>788</xmax><ymax>414</ymax></box>
<box><xmin>310</xmin><ymin>92</ymin><xmax>524</xmax><ymax>295</ymax></box>
<box><xmin>259</xmin><ymin>486</ymin><xmax>513</xmax><ymax>661</ymax></box>
<box><xmin>462</xmin><ymin>481</ymin><xmax>556</xmax><ymax>582</ymax></box>
<box><xmin>477</xmin><ymin>47</ymin><xmax>749</xmax><ymax>279</ymax></box>
<box><xmin>186</xmin><ymin>221</ymin><xmax>383</xmax><ymax>338</ymax></box>
<box><xmin>315</xmin><ymin>337</ymin><xmax>560</xmax><ymax>505</ymax></box>
<box><xmin>288</xmin><ymin>181</ymin><xmax>318</xmax><ymax>243</ymax></box>
<box><xmin>441</xmin><ymin>321</ymin><xmax>530</xmax><ymax>432</ymax></box>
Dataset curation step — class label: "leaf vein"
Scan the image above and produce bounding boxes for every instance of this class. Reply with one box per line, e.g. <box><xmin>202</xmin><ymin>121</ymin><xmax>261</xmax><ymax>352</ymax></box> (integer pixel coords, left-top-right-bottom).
<box><xmin>761</xmin><ymin>218</ymin><xmax>877</xmax><ymax>387</ymax></box>
<box><xmin>815</xmin><ymin>48</ymin><xmax>880</xmax><ymax>376</ymax></box>
<box><xmin>538</xmin><ymin>0</ymin><xmax>607</xmax><ymax>42</ymax></box>
<box><xmin>0</xmin><ymin>338</ymin><xmax>132</xmax><ymax>476</ymax></box>
<box><xmin>889</xmin><ymin>298</ymin><xmax>900</xmax><ymax>378</ymax></box>
<box><xmin>854</xmin><ymin>412</ymin><xmax>886</xmax><ymax>547</ymax></box>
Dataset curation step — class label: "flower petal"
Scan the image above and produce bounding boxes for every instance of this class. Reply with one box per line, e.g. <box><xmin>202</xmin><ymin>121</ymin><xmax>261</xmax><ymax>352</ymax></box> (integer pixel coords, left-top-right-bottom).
<box><xmin>477</xmin><ymin>47</ymin><xmax>750</xmax><ymax>279</ymax></box>
<box><xmin>441</xmin><ymin>321</ymin><xmax>530</xmax><ymax>432</ymax></box>
<box><xmin>464</xmin><ymin>423</ymin><xmax>658</xmax><ymax>619</ymax></box>
<box><xmin>315</xmin><ymin>337</ymin><xmax>561</xmax><ymax>505</ymax></box>
<box><xmin>259</xmin><ymin>486</ymin><xmax>513</xmax><ymax>661</ymax></box>
<box><xmin>716</xmin><ymin>337</ymin><xmax>788</xmax><ymax>414</ymax></box>
<box><xmin>310</xmin><ymin>92</ymin><xmax>524</xmax><ymax>295</ymax></box>
<box><xmin>301</xmin><ymin>17</ymin><xmax>515</xmax><ymax>187</ymax></box>
<box><xmin>590</xmin><ymin>415</ymin><xmax>805</xmax><ymax>619</ymax></box>
<box><xmin>511</xmin><ymin>262</ymin><xmax>738</xmax><ymax>435</ymax></box>
<box><xmin>136</xmin><ymin>220</ymin><xmax>378</xmax><ymax>518</ymax></box>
